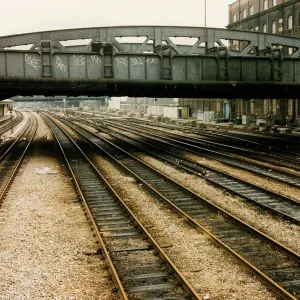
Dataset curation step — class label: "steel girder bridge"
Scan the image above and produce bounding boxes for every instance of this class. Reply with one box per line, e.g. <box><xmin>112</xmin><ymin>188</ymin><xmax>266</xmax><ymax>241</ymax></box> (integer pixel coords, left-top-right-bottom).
<box><xmin>1</xmin><ymin>26</ymin><xmax>300</xmax><ymax>100</ymax></box>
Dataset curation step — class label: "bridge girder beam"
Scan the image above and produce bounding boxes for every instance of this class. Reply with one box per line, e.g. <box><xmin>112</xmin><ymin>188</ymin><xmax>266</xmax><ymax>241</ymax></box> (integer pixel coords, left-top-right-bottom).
<box><xmin>1</xmin><ymin>26</ymin><xmax>300</xmax><ymax>99</ymax></box>
<box><xmin>1</xmin><ymin>77</ymin><xmax>300</xmax><ymax>100</ymax></box>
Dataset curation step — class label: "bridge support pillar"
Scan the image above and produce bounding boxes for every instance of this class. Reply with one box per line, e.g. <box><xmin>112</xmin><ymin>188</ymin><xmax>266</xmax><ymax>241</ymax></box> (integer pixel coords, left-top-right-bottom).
<box><xmin>104</xmin><ymin>43</ymin><xmax>114</xmax><ymax>78</ymax></box>
<box><xmin>289</xmin><ymin>99</ymin><xmax>297</xmax><ymax>126</ymax></box>
<box><xmin>40</xmin><ymin>41</ymin><xmax>52</xmax><ymax>77</ymax></box>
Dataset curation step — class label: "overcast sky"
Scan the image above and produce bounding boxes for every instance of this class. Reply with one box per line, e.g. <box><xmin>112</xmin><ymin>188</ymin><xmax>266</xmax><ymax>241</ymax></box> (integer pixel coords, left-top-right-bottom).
<box><xmin>0</xmin><ymin>0</ymin><xmax>235</xmax><ymax>37</ymax></box>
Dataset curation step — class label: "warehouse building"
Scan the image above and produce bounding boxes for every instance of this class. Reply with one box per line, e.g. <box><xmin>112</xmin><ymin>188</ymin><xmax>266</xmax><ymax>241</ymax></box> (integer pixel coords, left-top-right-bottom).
<box><xmin>178</xmin><ymin>1</ymin><xmax>300</xmax><ymax>126</ymax></box>
<box><xmin>227</xmin><ymin>0</ymin><xmax>300</xmax><ymax>125</ymax></box>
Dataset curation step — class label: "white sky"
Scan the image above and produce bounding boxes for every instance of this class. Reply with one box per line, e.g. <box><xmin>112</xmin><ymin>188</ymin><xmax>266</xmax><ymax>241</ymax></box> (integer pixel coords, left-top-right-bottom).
<box><xmin>0</xmin><ymin>0</ymin><xmax>235</xmax><ymax>37</ymax></box>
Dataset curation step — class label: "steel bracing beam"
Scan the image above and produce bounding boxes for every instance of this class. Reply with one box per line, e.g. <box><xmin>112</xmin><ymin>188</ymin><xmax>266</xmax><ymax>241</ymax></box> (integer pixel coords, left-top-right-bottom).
<box><xmin>1</xmin><ymin>26</ymin><xmax>300</xmax><ymax>54</ymax></box>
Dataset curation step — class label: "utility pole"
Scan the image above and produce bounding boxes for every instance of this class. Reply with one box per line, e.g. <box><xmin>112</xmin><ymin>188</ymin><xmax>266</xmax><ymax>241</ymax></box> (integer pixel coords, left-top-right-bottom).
<box><xmin>204</xmin><ymin>0</ymin><xmax>207</xmax><ymax>53</ymax></box>
<box><xmin>63</xmin><ymin>98</ymin><xmax>66</xmax><ymax>115</ymax></box>
<box><xmin>238</xmin><ymin>0</ymin><xmax>241</xmax><ymax>29</ymax></box>
<box><xmin>10</xmin><ymin>105</ymin><xmax>13</xmax><ymax>134</ymax></box>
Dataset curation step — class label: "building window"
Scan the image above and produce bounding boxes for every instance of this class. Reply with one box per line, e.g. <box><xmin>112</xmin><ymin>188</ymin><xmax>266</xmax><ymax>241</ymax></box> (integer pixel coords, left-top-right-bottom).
<box><xmin>250</xmin><ymin>6</ymin><xmax>254</xmax><ymax>15</ymax></box>
<box><xmin>272</xmin><ymin>21</ymin><xmax>276</xmax><ymax>33</ymax></box>
<box><xmin>264</xmin><ymin>0</ymin><xmax>268</xmax><ymax>10</ymax></box>
<box><xmin>233</xmin><ymin>13</ymin><xmax>236</xmax><ymax>22</ymax></box>
<box><xmin>288</xmin><ymin>47</ymin><xmax>293</xmax><ymax>55</ymax></box>
<box><xmin>263</xmin><ymin>24</ymin><xmax>267</xmax><ymax>33</ymax></box>
<box><xmin>273</xmin><ymin>0</ymin><xmax>276</xmax><ymax>6</ymax></box>
<box><xmin>250</xmin><ymin>27</ymin><xmax>254</xmax><ymax>31</ymax></box>
<box><xmin>288</xmin><ymin>15</ymin><xmax>293</xmax><ymax>29</ymax></box>
<box><xmin>243</xmin><ymin>9</ymin><xmax>247</xmax><ymax>19</ymax></box>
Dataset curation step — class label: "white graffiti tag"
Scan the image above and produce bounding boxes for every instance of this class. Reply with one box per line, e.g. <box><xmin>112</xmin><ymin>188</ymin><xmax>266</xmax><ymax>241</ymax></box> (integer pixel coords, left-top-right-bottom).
<box><xmin>115</xmin><ymin>57</ymin><xmax>128</xmax><ymax>65</ymax></box>
<box><xmin>91</xmin><ymin>55</ymin><xmax>102</xmax><ymax>64</ymax></box>
<box><xmin>25</xmin><ymin>54</ymin><xmax>41</xmax><ymax>71</ymax></box>
<box><xmin>146</xmin><ymin>57</ymin><xmax>159</xmax><ymax>64</ymax></box>
<box><xmin>131</xmin><ymin>57</ymin><xmax>159</xmax><ymax>66</ymax></box>
<box><xmin>56</xmin><ymin>56</ymin><xmax>67</xmax><ymax>72</ymax></box>
<box><xmin>73</xmin><ymin>55</ymin><xmax>88</xmax><ymax>66</ymax></box>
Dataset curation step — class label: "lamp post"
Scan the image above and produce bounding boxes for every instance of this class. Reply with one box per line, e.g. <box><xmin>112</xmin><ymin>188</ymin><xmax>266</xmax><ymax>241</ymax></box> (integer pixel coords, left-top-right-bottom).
<box><xmin>204</xmin><ymin>0</ymin><xmax>207</xmax><ymax>54</ymax></box>
<box><xmin>105</xmin><ymin>97</ymin><xmax>108</xmax><ymax>117</ymax></box>
<box><xmin>63</xmin><ymin>98</ymin><xmax>66</xmax><ymax>115</ymax></box>
<box><xmin>9</xmin><ymin>105</ymin><xmax>13</xmax><ymax>134</ymax></box>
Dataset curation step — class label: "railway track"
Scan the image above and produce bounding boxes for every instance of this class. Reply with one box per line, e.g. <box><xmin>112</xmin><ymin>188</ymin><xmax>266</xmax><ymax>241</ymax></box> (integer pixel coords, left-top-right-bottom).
<box><xmin>0</xmin><ymin>113</ymin><xmax>37</xmax><ymax>206</ymax></box>
<box><xmin>0</xmin><ymin>111</ymin><xmax>24</xmax><ymax>136</ymax></box>
<box><xmin>143</xmin><ymin>119</ymin><xmax>300</xmax><ymax>159</ymax></box>
<box><xmin>67</xmin><ymin>116</ymin><xmax>300</xmax><ymax>225</ymax></box>
<box><xmin>115</xmin><ymin>119</ymin><xmax>300</xmax><ymax>167</ymax></box>
<box><xmin>100</xmin><ymin>120</ymin><xmax>300</xmax><ymax>188</ymax></box>
<box><xmin>53</xmin><ymin>114</ymin><xmax>300</xmax><ymax>300</ymax></box>
<box><xmin>130</xmin><ymin>119</ymin><xmax>300</xmax><ymax>166</ymax></box>
<box><xmin>42</xmin><ymin>113</ymin><xmax>200</xmax><ymax>300</ymax></box>
<box><xmin>179</xmin><ymin>126</ymin><xmax>300</xmax><ymax>168</ymax></box>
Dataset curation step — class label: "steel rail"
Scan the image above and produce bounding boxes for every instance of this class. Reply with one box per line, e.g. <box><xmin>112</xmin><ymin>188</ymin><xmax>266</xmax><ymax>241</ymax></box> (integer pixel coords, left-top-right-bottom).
<box><xmin>72</xmin><ymin>113</ymin><xmax>300</xmax><ymax>167</ymax></box>
<box><xmin>56</xmin><ymin>115</ymin><xmax>300</xmax><ymax>300</ymax></box>
<box><xmin>73</xmin><ymin>118</ymin><xmax>300</xmax><ymax>225</ymax></box>
<box><xmin>42</xmin><ymin>113</ymin><xmax>201</xmax><ymax>300</ymax></box>
<box><xmin>103</xmin><ymin>120</ymin><xmax>300</xmax><ymax>188</ymax></box>
<box><xmin>0</xmin><ymin>115</ymin><xmax>11</xmax><ymax>124</ymax></box>
<box><xmin>72</xmin><ymin>112</ymin><xmax>300</xmax><ymax>171</ymax></box>
<box><xmin>127</xmin><ymin>119</ymin><xmax>300</xmax><ymax>167</ymax></box>
<box><xmin>0</xmin><ymin>113</ymin><xmax>31</xmax><ymax>161</ymax></box>
<box><xmin>0</xmin><ymin>113</ymin><xmax>37</xmax><ymax>206</ymax></box>
<box><xmin>0</xmin><ymin>111</ymin><xmax>24</xmax><ymax>136</ymax></box>
<box><xmin>42</xmin><ymin>114</ymin><xmax>128</xmax><ymax>300</ymax></box>
<box><xmin>189</xmin><ymin>122</ymin><xmax>300</xmax><ymax>150</ymax></box>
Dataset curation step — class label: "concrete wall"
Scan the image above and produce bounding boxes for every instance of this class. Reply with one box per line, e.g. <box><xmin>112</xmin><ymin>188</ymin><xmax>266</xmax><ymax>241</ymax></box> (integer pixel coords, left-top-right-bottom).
<box><xmin>147</xmin><ymin>105</ymin><xmax>189</xmax><ymax>119</ymax></box>
<box><xmin>163</xmin><ymin>106</ymin><xmax>189</xmax><ymax>119</ymax></box>
<box><xmin>179</xmin><ymin>99</ymin><xmax>225</xmax><ymax>119</ymax></box>
<box><xmin>163</xmin><ymin>107</ymin><xmax>178</xmax><ymax>118</ymax></box>
<box><xmin>147</xmin><ymin>105</ymin><xmax>164</xmax><ymax>116</ymax></box>
<box><xmin>109</xmin><ymin>97</ymin><xmax>128</xmax><ymax>110</ymax></box>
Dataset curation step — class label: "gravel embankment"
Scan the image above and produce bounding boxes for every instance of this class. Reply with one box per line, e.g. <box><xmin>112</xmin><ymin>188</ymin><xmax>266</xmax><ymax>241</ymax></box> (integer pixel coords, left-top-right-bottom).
<box><xmin>0</xmin><ymin>113</ymin><xmax>115</xmax><ymax>299</ymax></box>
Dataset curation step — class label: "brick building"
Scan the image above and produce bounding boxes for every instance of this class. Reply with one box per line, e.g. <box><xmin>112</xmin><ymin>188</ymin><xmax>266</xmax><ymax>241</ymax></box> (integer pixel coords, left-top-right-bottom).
<box><xmin>228</xmin><ymin>0</ymin><xmax>299</xmax><ymax>39</ymax></box>
<box><xmin>227</xmin><ymin>0</ymin><xmax>300</xmax><ymax>125</ymax></box>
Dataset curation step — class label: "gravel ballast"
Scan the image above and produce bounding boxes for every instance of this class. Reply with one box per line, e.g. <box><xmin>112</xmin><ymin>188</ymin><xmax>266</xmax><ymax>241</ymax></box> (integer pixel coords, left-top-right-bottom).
<box><xmin>96</xmin><ymin>126</ymin><xmax>300</xmax><ymax>253</ymax></box>
<box><xmin>90</xmin><ymin>150</ymin><xmax>277</xmax><ymax>299</ymax></box>
<box><xmin>0</xmin><ymin>113</ymin><xmax>115</xmax><ymax>299</ymax></box>
<box><xmin>135</xmin><ymin>154</ymin><xmax>300</xmax><ymax>254</ymax></box>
